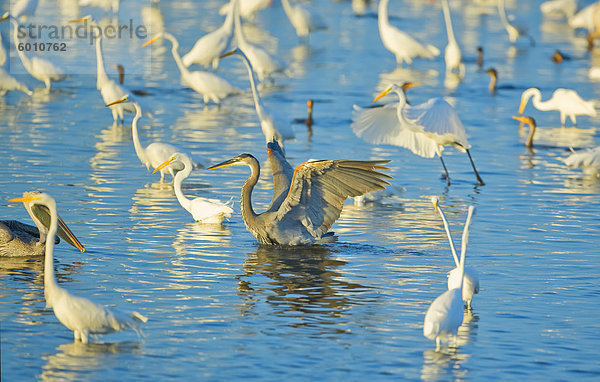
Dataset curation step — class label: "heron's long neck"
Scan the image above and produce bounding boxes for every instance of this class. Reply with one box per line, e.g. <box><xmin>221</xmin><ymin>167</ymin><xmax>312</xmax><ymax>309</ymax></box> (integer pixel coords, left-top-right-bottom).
<box><xmin>526</xmin><ymin>122</ymin><xmax>536</xmax><ymax>148</ymax></box>
<box><xmin>131</xmin><ymin>103</ymin><xmax>147</xmax><ymax>164</ymax></box>
<box><xmin>442</xmin><ymin>0</ymin><xmax>456</xmax><ymax>45</ymax></box>
<box><xmin>378</xmin><ymin>0</ymin><xmax>390</xmax><ymax>29</ymax></box>
<box><xmin>173</xmin><ymin>160</ymin><xmax>193</xmax><ymax>214</ymax></box>
<box><xmin>240</xmin><ymin>161</ymin><xmax>260</xmax><ymax>228</ymax></box>
<box><xmin>95</xmin><ymin>35</ymin><xmax>110</xmax><ymax>89</ymax></box>
<box><xmin>44</xmin><ymin>201</ymin><xmax>60</xmax><ymax>306</ymax></box>
<box><xmin>10</xmin><ymin>18</ymin><xmax>31</xmax><ymax>71</ymax></box>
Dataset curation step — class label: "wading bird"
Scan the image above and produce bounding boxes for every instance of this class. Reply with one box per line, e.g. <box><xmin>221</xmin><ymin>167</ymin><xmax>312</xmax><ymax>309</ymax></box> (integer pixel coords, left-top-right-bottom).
<box><xmin>114</xmin><ymin>64</ymin><xmax>149</xmax><ymax>96</ymax></box>
<box><xmin>221</xmin><ymin>48</ymin><xmax>295</xmax><ymax>146</ymax></box>
<box><xmin>8</xmin><ymin>192</ymin><xmax>147</xmax><ymax>344</ymax></box>
<box><xmin>352</xmin><ymin>83</ymin><xmax>485</xmax><ymax>186</ymax></box>
<box><xmin>153</xmin><ymin>152</ymin><xmax>234</xmax><ymax>224</ymax></box>
<box><xmin>431</xmin><ymin>197</ymin><xmax>479</xmax><ymax>309</ymax></box>
<box><xmin>207</xmin><ymin>152</ymin><xmax>392</xmax><ymax>245</ymax></box>
<box><xmin>497</xmin><ymin>0</ymin><xmax>535</xmax><ymax>45</ymax></box>
<box><xmin>423</xmin><ymin>205</ymin><xmax>475</xmax><ymax>350</ymax></box>
<box><xmin>518</xmin><ymin>87</ymin><xmax>597</xmax><ymax>126</ymax></box>
<box><xmin>11</xmin><ymin>0</ymin><xmax>39</xmax><ymax>20</ymax></box>
<box><xmin>485</xmin><ymin>68</ymin><xmax>518</xmax><ymax>93</ymax></box>
<box><xmin>1</xmin><ymin>13</ymin><xmax>66</xmax><ymax>91</ymax></box>
<box><xmin>281</xmin><ymin>0</ymin><xmax>327</xmax><ymax>41</ymax></box>
<box><xmin>1</xmin><ymin>191</ymin><xmax>85</xmax><ymax>257</ymax></box>
<box><xmin>143</xmin><ymin>32</ymin><xmax>241</xmax><ymax>105</ymax></box>
<box><xmin>563</xmin><ymin>146</ymin><xmax>600</xmax><ymax>177</ymax></box>
<box><xmin>0</xmin><ymin>67</ymin><xmax>32</xmax><ymax>96</ymax></box>
<box><xmin>378</xmin><ymin>0</ymin><xmax>439</xmax><ymax>65</ymax></box>
<box><xmin>441</xmin><ymin>0</ymin><xmax>464</xmax><ymax>76</ymax></box>
<box><xmin>79</xmin><ymin>0</ymin><xmax>120</xmax><ymax>17</ymax></box>
<box><xmin>293</xmin><ymin>99</ymin><xmax>315</xmax><ymax>139</ymax></box>
<box><xmin>220</xmin><ymin>0</ymin><xmax>272</xmax><ymax>20</ymax></box>
<box><xmin>541</xmin><ymin>0</ymin><xmax>577</xmax><ymax>20</ymax></box>
<box><xmin>106</xmin><ymin>96</ymin><xmax>185</xmax><ymax>181</ymax></box>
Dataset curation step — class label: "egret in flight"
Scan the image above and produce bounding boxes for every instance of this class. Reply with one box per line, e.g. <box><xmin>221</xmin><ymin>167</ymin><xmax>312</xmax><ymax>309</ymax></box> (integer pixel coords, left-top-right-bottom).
<box><xmin>518</xmin><ymin>87</ymin><xmax>597</xmax><ymax>126</ymax></box>
<box><xmin>431</xmin><ymin>197</ymin><xmax>479</xmax><ymax>309</ymax></box>
<box><xmin>221</xmin><ymin>48</ymin><xmax>295</xmax><ymax>146</ymax></box>
<box><xmin>207</xmin><ymin>151</ymin><xmax>392</xmax><ymax>245</ymax></box>
<box><xmin>378</xmin><ymin>0</ymin><xmax>439</xmax><ymax>65</ymax></box>
<box><xmin>1</xmin><ymin>191</ymin><xmax>85</xmax><ymax>257</ymax></box>
<box><xmin>143</xmin><ymin>32</ymin><xmax>241</xmax><ymax>105</ymax></box>
<box><xmin>153</xmin><ymin>152</ymin><xmax>235</xmax><ymax>224</ymax></box>
<box><xmin>424</xmin><ymin>205</ymin><xmax>475</xmax><ymax>350</ymax></box>
<box><xmin>352</xmin><ymin>83</ymin><xmax>485</xmax><ymax>186</ymax></box>
<box><xmin>563</xmin><ymin>146</ymin><xmax>600</xmax><ymax>177</ymax></box>
<box><xmin>441</xmin><ymin>0</ymin><xmax>465</xmax><ymax>77</ymax></box>
<box><xmin>8</xmin><ymin>192</ymin><xmax>147</xmax><ymax>344</ymax></box>
<box><xmin>1</xmin><ymin>13</ymin><xmax>67</xmax><ymax>91</ymax></box>
<box><xmin>106</xmin><ymin>96</ymin><xmax>186</xmax><ymax>181</ymax></box>
<box><xmin>281</xmin><ymin>0</ymin><xmax>327</xmax><ymax>41</ymax></box>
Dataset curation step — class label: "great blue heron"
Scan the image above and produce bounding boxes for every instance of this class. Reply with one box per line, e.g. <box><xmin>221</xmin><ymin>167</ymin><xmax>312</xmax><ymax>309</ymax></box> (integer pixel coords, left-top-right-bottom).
<box><xmin>352</xmin><ymin>83</ymin><xmax>485</xmax><ymax>186</ymax></box>
<box><xmin>431</xmin><ymin>197</ymin><xmax>479</xmax><ymax>309</ymax></box>
<box><xmin>7</xmin><ymin>192</ymin><xmax>147</xmax><ymax>344</ymax></box>
<box><xmin>208</xmin><ymin>143</ymin><xmax>392</xmax><ymax>245</ymax></box>
<box><xmin>424</xmin><ymin>205</ymin><xmax>475</xmax><ymax>350</ymax></box>
<box><xmin>1</xmin><ymin>191</ymin><xmax>85</xmax><ymax>257</ymax></box>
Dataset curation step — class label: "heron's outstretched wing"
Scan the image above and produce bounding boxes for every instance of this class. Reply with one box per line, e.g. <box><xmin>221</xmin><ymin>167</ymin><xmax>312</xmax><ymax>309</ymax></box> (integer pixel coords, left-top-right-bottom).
<box><xmin>274</xmin><ymin>160</ymin><xmax>392</xmax><ymax>239</ymax></box>
<box><xmin>266</xmin><ymin>139</ymin><xmax>294</xmax><ymax>212</ymax></box>
<box><xmin>352</xmin><ymin>104</ymin><xmax>440</xmax><ymax>158</ymax></box>
<box><xmin>405</xmin><ymin>98</ymin><xmax>469</xmax><ymax>146</ymax></box>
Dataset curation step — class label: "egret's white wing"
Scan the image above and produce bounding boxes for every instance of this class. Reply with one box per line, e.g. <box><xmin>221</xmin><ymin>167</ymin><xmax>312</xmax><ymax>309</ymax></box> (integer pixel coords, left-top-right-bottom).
<box><xmin>405</xmin><ymin>98</ymin><xmax>469</xmax><ymax>148</ymax></box>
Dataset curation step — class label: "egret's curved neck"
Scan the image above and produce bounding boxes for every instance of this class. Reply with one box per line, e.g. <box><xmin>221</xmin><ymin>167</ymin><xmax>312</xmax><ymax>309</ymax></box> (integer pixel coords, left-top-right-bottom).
<box><xmin>223</xmin><ymin>0</ymin><xmax>236</xmax><ymax>32</ymax></box>
<box><xmin>43</xmin><ymin>199</ymin><xmax>60</xmax><ymax>306</ymax></box>
<box><xmin>238</xmin><ymin>51</ymin><xmax>266</xmax><ymax>121</ymax></box>
<box><xmin>164</xmin><ymin>34</ymin><xmax>190</xmax><ymax>78</ymax></box>
<box><xmin>240</xmin><ymin>159</ymin><xmax>260</xmax><ymax>229</ymax></box>
<box><xmin>457</xmin><ymin>206</ymin><xmax>474</xmax><ymax>287</ymax></box>
<box><xmin>378</xmin><ymin>0</ymin><xmax>390</xmax><ymax>28</ymax></box>
<box><xmin>497</xmin><ymin>0</ymin><xmax>511</xmax><ymax>29</ymax></box>
<box><xmin>233</xmin><ymin>0</ymin><xmax>246</xmax><ymax>46</ymax></box>
<box><xmin>130</xmin><ymin>103</ymin><xmax>147</xmax><ymax>163</ymax></box>
<box><xmin>95</xmin><ymin>34</ymin><xmax>109</xmax><ymax>89</ymax></box>
<box><xmin>437</xmin><ymin>206</ymin><xmax>460</xmax><ymax>267</ymax></box>
<box><xmin>281</xmin><ymin>0</ymin><xmax>293</xmax><ymax>19</ymax></box>
<box><xmin>173</xmin><ymin>158</ymin><xmax>193</xmax><ymax>214</ymax></box>
<box><xmin>10</xmin><ymin>18</ymin><xmax>31</xmax><ymax>71</ymax></box>
<box><xmin>529</xmin><ymin>90</ymin><xmax>552</xmax><ymax>111</ymax></box>
<box><xmin>393</xmin><ymin>89</ymin><xmax>408</xmax><ymax>121</ymax></box>
<box><xmin>526</xmin><ymin>121</ymin><xmax>536</xmax><ymax>148</ymax></box>
<box><xmin>442</xmin><ymin>0</ymin><xmax>456</xmax><ymax>44</ymax></box>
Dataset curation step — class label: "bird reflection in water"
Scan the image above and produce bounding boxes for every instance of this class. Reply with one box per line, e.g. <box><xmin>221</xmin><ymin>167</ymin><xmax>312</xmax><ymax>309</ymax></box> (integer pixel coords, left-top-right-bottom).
<box><xmin>172</xmin><ymin>221</ymin><xmax>232</xmax><ymax>258</ymax></box>
<box><xmin>238</xmin><ymin>245</ymin><xmax>371</xmax><ymax>329</ymax></box>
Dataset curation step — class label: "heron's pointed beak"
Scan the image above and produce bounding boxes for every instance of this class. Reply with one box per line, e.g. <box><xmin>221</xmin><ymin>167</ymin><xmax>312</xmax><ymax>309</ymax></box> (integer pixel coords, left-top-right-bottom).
<box><xmin>220</xmin><ymin>49</ymin><xmax>238</xmax><ymax>59</ymax></box>
<box><xmin>30</xmin><ymin>204</ymin><xmax>85</xmax><ymax>252</ymax></box>
<box><xmin>208</xmin><ymin>157</ymin><xmax>242</xmax><ymax>170</ymax></box>
<box><xmin>106</xmin><ymin>96</ymin><xmax>128</xmax><ymax>107</ymax></box>
<box><xmin>153</xmin><ymin>156</ymin><xmax>177</xmax><ymax>173</ymax></box>
<box><xmin>142</xmin><ymin>35</ymin><xmax>161</xmax><ymax>48</ymax></box>
<box><xmin>373</xmin><ymin>88</ymin><xmax>392</xmax><ymax>103</ymax></box>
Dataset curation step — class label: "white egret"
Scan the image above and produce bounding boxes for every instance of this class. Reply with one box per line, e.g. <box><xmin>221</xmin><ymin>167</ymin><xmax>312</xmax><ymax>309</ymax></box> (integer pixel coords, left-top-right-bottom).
<box><xmin>0</xmin><ymin>67</ymin><xmax>33</xmax><ymax>96</ymax></box>
<box><xmin>568</xmin><ymin>1</ymin><xmax>599</xmax><ymax>30</ymax></box>
<box><xmin>233</xmin><ymin>0</ymin><xmax>285</xmax><ymax>83</ymax></box>
<box><xmin>153</xmin><ymin>153</ymin><xmax>234</xmax><ymax>224</ymax></box>
<box><xmin>497</xmin><ymin>0</ymin><xmax>535</xmax><ymax>45</ymax></box>
<box><xmin>563</xmin><ymin>146</ymin><xmax>600</xmax><ymax>177</ymax></box>
<box><xmin>541</xmin><ymin>0</ymin><xmax>577</xmax><ymax>20</ymax></box>
<box><xmin>0</xmin><ymin>32</ymin><xmax>6</xmax><ymax>66</ymax></box>
<box><xmin>106</xmin><ymin>96</ymin><xmax>185</xmax><ymax>181</ymax></box>
<box><xmin>441</xmin><ymin>0</ymin><xmax>464</xmax><ymax>77</ymax></box>
<box><xmin>431</xmin><ymin>197</ymin><xmax>479</xmax><ymax>309</ymax></box>
<box><xmin>2</xmin><ymin>191</ymin><xmax>85</xmax><ymax>257</ymax></box>
<box><xmin>281</xmin><ymin>0</ymin><xmax>327</xmax><ymax>41</ymax></box>
<box><xmin>518</xmin><ymin>87</ymin><xmax>597</xmax><ymax>126</ymax></box>
<box><xmin>78</xmin><ymin>0</ymin><xmax>120</xmax><ymax>16</ymax></box>
<box><xmin>423</xmin><ymin>205</ymin><xmax>475</xmax><ymax>350</ymax></box>
<box><xmin>221</xmin><ymin>48</ymin><xmax>295</xmax><ymax>146</ymax></box>
<box><xmin>144</xmin><ymin>32</ymin><xmax>241</xmax><ymax>105</ymax></box>
<box><xmin>1</xmin><ymin>13</ymin><xmax>67</xmax><ymax>91</ymax></box>
<box><xmin>378</xmin><ymin>0</ymin><xmax>439</xmax><ymax>65</ymax></box>
<box><xmin>219</xmin><ymin>0</ymin><xmax>272</xmax><ymax>20</ymax></box>
<box><xmin>181</xmin><ymin>1</ymin><xmax>235</xmax><ymax>70</ymax></box>
<box><xmin>8</xmin><ymin>192</ymin><xmax>147</xmax><ymax>344</ymax></box>
<box><xmin>11</xmin><ymin>0</ymin><xmax>39</xmax><ymax>20</ymax></box>
<box><xmin>352</xmin><ymin>84</ymin><xmax>485</xmax><ymax>186</ymax></box>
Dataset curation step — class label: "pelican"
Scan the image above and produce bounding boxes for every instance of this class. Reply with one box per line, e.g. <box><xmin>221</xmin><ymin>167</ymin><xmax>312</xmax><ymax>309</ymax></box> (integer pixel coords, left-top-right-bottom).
<box><xmin>281</xmin><ymin>0</ymin><xmax>327</xmax><ymax>41</ymax></box>
<box><xmin>153</xmin><ymin>152</ymin><xmax>234</xmax><ymax>224</ymax></box>
<box><xmin>497</xmin><ymin>0</ymin><xmax>535</xmax><ymax>45</ymax></box>
<box><xmin>144</xmin><ymin>32</ymin><xmax>241</xmax><ymax>105</ymax></box>
<box><xmin>181</xmin><ymin>0</ymin><xmax>235</xmax><ymax>70</ymax></box>
<box><xmin>518</xmin><ymin>87</ymin><xmax>597</xmax><ymax>126</ymax></box>
<box><xmin>1</xmin><ymin>13</ymin><xmax>67</xmax><ymax>91</ymax></box>
<box><xmin>7</xmin><ymin>192</ymin><xmax>147</xmax><ymax>343</ymax></box>
<box><xmin>207</xmin><ymin>152</ymin><xmax>392</xmax><ymax>245</ymax></box>
<box><xmin>0</xmin><ymin>67</ymin><xmax>33</xmax><ymax>96</ymax></box>
<box><xmin>106</xmin><ymin>96</ymin><xmax>186</xmax><ymax>181</ymax></box>
<box><xmin>563</xmin><ymin>146</ymin><xmax>600</xmax><ymax>177</ymax></box>
<box><xmin>221</xmin><ymin>48</ymin><xmax>295</xmax><ymax>146</ymax></box>
<box><xmin>431</xmin><ymin>197</ymin><xmax>479</xmax><ymax>309</ymax></box>
<box><xmin>378</xmin><ymin>0</ymin><xmax>439</xmax><ymax>65</ymax></box>
<box><xmin>1</xmin><ymin>191</ymin><xmax>85</xmax><ymax>257</ymax></box>
<box><xmin>219</xmin><ymin>0</ymin><xmax>272</xmax><ymax>20</ymax></box>
<box><xmin>352</xmin><ymin>84</ymin><xmax>485</xmax><ymax>186</ymax></box>
<box><xmin>424</xmin><ymin>205</ymin><xmax>474</xmax><ymax>350</ymax></box>
<box><xmin>441</xmin><ymin>0</ymin><xmax>465</xmax><ymax>77</ymax></box>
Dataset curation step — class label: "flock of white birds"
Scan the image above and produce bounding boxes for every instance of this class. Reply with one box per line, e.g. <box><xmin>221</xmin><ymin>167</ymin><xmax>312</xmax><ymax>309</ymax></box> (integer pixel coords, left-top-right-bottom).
<box><xmin>1</xmin><ymin>0</ymin><xmax>600</xmax><ymax>350</ymax></box>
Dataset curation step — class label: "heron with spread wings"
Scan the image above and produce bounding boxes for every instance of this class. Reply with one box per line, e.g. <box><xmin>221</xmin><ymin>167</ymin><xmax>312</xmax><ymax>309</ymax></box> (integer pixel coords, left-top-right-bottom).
<box><xmin>208</xmin><ymin>142</ymin><xmax>392</xmax><ymax>245</ymax></box>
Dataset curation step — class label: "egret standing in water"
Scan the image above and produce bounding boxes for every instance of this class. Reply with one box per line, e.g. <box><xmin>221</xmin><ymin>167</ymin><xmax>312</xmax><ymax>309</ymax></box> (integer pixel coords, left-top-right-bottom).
<box><xmin>441</xmin><ymin>0</ymin><xmax>465</xmax><ymax>77</ymax></box>
<box><xmin>424</xmin><ymin>205</ymin><xmax>475</xmax><ymax>350</ymax></box>
<box><xmin>220</xmin><ymin>0</ymin><xmax>272</xmax><ymax>20</ymax></box>
<box><xmin>0</xmin><ymin>67</ymin><xmax>32</xmax><ymax>96</ymax></box>
<box><xmin>8</xmin><ymin>192</ymin><xmax>147</xmax><ymax>344</ymax></box>
<box><xmin>281</xmin><ymin>0</ymin><xmax>327</xmax><ymax>41</ymax></box>
<box><xmin>208</xmin><ymin>152</ymin><xmax>392</xmax><ymax>245</ymax></box>
<box><xmin>352</xmin><ymin>83</ymin><xmax>485</xmax><ymax>186</ymax></box>
<box><xmin>143</xmin><ymin>32</ymin><xmax>241</xmax><ymax>105</ymax></box>
<box><xmin>518</xmin><ymin>87</ymin><xmax>597</xmax><ymax>127</ymax></box>
<box><xmin>497</xmin><ymin>0</ymin><xmax>535</xmax><ymax>45</ymax></box>
<box><xmin>153</xmin><ymin>152</ymin><xmax>234</xmax><ymax>224</ymax></box>
<box><xmin>1</xmin><ymin>191</ymin><xmax>85</xmax><ymax>257</ymax></box>
<box><xmin>431</xmin><ymin>197</ymin><xmax>479</xmax><ymax>309</ymax></box>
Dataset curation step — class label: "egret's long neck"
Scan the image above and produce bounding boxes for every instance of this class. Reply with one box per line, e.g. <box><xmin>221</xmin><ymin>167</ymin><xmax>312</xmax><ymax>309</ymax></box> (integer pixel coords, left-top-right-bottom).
<box><xmin>10</xmin><ymin>18</ymin><xmax>31</xmax><ymax>71</ymax></box>
<box><xmin>281</xmin><ymin>0</ymin><xmax>293</xmax><ymax>19</ymax></box>
<box><xmin>223</xmin><ymin>0</ymin><xmax>236</xmax><ymax>33</ymax></box>
<box><xmin>165</xmin><ymin>35</ymin><xmax>190</xmax><ymax>78</ymax></box>
<box><xmin>131</xmin><ymin>103</ymin><xmax>147</xmax><ymax>164</ymax></box>
<box><xmin>458</xmin><ymin>206</ymin><xmax>474</xmax><ymax>287</ymax></box>
<box><xmin>437</xmin><ymin>206</ymin><xmax>460</xmax><ymax>267</ymax></box>
<box><xmin>173</xmin><ymin>159</ymin><xmax>193</xmax><ymax>214</ymax></box>
<box><xmin>393</xmin><ymin>89</ymin><xmax>408</xmax><ymax>122</ymax></box>
<box><xmin>233</xmin><ymin>0</ymin><xmax>246</xmax><ymax>46</ymax></box>
<box><xmin>378</xmin><ymin>0</ymin><xmax>391</xmax><ymax>29</ymax></box>
<box><xmin>239</xmin><ymin>52</ymin><xmax>265</xmax><ymax>121</ymax></box>
<box><xmin>530</xmin><ymin>91</ymin><xmax>552</xmax><ymax>111</ymax></box>
<box><xmin>442</xmin><ymin>0</ymin><xmax>456</xmax><ymax>44</ymax></box>
<box><xmin>240</xmin><ymin>160</ymin><xmax>260</xmax><ymax>229</ymax></box>
<box><xmin>95</xmin><ymin>35</ymin><xmax>109</xmax><ymax>89</ymax></box>
<box><xmin>498</xmin><ymin>0</ymin><xmax>510</xmax><ymax>29</ymax></box>
<box><xmin>44</xmin><ymin>200</ymin><xmax>60</xmax><ymax>306</ymax></box>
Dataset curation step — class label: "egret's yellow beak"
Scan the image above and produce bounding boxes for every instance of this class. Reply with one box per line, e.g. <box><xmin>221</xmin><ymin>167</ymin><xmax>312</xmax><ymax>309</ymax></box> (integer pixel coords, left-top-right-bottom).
<box><xmin>373</xmin><ymin>88</ymin><xmax>392</xmax><ymax>103</ymax></box>
<box><xmin>142</xmin><ymin>35</ymin><xmax>161</xmax><ymax>48</ymax></box>
<box><xmin>0</xmin><ymin>12</ymin><xmax>10</xmax><ymax>22</ymax></box>
<box><xmin>8</xmin><ymin>196</ymin><xmax>40</xmax><ymax>203</ymax></box>
<box><xmin>106</xmin><ymin>96</ymin><xmax>129</xmax><ymax>107</ymax></box>
<box><xmin>431</xmin><ymin>197</ymin><xmax>439</xmax><ymax>212</ymax></box>
<box><xmin>220</xmin><ymin>49</ymin><xmax>239</xmax><ymax>59</ymax></box>
<box><xmin>68</xmin><ymin>16</ymin><xmax>91</xmax><ymax>23</ymax></box>
<box><xmin>517</xmin><ymin>98</ymin><xmax>527</xmax><ymax>115</ymax></box>
<box><xmin>153</xmin><ymin>156</ymin><xmax>176</xmax><ymax>174</ymax></box>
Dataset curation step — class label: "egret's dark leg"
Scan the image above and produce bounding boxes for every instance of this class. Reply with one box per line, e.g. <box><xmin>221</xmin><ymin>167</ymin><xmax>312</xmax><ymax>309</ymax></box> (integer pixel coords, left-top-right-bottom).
<box><xmin>439</xmin><ymin>155</ymin><xmax>451</xmax><ymax>186</ymax></box>
<box><xmin>466</xmin><ymin>149</ymin><xmax>485</xmax><ymax>186</ymax></box>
